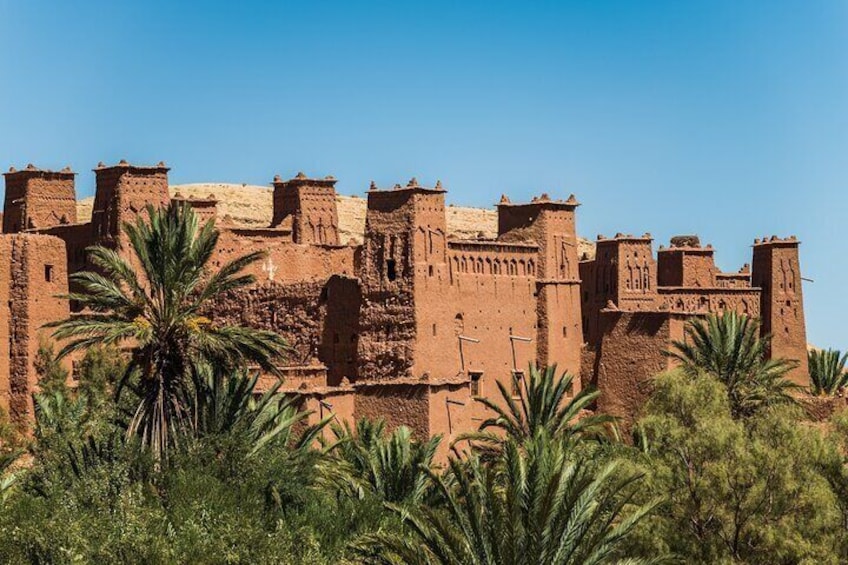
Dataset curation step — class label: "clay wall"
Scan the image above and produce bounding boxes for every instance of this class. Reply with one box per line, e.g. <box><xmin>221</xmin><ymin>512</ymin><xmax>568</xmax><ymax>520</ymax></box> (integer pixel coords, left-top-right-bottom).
<box><xmin>204</xmin><ymin>281</ymin><xmax>328</xmax><ymax>367</ymax></box>
<box><xmin>318</xmin><ymin>275</ymin><xmax>362</xmax><ymax>385</ymax></box>
<box><xmin>427</xmin><ymin>382</ymin><xmax>475</xmax><ymax>461</ymax></box>
<box><xmin>432</xmin><ymin>241</ymin><xmax>538</xmax><ymax>398</ymax></box>
<box><xmin>594</xmin><ymin>310</ymin><xmax>686</xmax><ymax>433</ymax></box>
<box><xmin>36</xmin><ymin>223</ymin><xmax>93</xmax><ymax>281</ymax></box>
<box><xmin>353</xmin><ymin>382</ymin><xmax>430</xmax><ymax>439</ymax></box>
<box><xmin>0</xmin><ymin>235</ymin><xmax>69</xmax><ymax>424</ymax></box>
<box><xmin>2</xmin><ymin>167</ymin><xmax>77</xmax><ymax>233</ymax></box>
<box><xmin>213</xmin><ymin>228</ymin><xmax>357</xmax><ymax>283</ymax></box>
<box><xmin>751</xmin><ymin>237</ymin><xmax>809</xmax><ymax>384</ymax></box>
<box><xmin>0</xmin><ymin>239</ymin><xmax>11</xmax><ymax>414</ymax></box>
<box><xmin>254</xmin><ymin>365</ymin><xmax>329</xmax><ymax>393</ymax></box>
<box><xmin>298</xmin><ymin>388</ymin><xmax>356</xmax><ymax>440</ymax></box>
<box><xmin>496</xmin><ymin>196</ymin><xmax>580</xmax><ymax>280</ymax></box>
<box><xmin>536</xmin><ymin>282</ymin><xmax>583</xmax><ymax>377</ymax></box>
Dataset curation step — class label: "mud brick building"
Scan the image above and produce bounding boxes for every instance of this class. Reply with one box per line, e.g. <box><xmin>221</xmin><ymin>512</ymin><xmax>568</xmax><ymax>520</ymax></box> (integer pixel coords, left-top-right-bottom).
<box><xmin>0</xmin><ymin>160</ymin><xmax>810</xmax><ymax>450</ymax></box>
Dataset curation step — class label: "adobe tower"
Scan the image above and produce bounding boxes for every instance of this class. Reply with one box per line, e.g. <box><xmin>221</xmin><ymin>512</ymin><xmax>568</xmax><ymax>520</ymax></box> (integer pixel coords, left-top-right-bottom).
<box><xmin>497</xmin><ymin>194</ymin><xmax>583</xmax><ymax>376</ymax></box>
<box><xmin>2</xmin><ymin>165</ymin><xmax>77</xmax><ymax>233</ymax></box>
<box><xmin>271</xmin><ymin>172</ymin><xmax>340</xmax><ymax>245</ymax></box>
<box><xmin>751</xmin><ymin>236</ymin><xmax>809</xmax><ymax>385</ymax></box>
<box><xmin>91</xmin><ymin>161</ymin><xmax>170</xmax><ymax>243</ymax></box>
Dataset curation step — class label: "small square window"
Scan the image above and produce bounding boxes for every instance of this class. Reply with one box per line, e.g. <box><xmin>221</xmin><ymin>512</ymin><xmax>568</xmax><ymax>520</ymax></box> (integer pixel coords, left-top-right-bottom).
<box><xmin>44</xmin><ymin>264</ymin><xmax>53</xmax><ymax>282</ymax></box>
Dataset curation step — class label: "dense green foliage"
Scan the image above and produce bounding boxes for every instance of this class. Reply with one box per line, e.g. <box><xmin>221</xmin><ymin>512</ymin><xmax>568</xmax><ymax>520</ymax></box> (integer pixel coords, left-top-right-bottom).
<box><xmin>48</xmin><ymin>202</ymin><xmax>289</xmax><ymax>460</ymax></box>
<box><xmin>358</xmin><ymin>431</ymin><xmax>659</xmax><ymax>565</ymax></box>
<box><xmin>2</xmin><ymin>208</ymin><xmax>848</xmax><ymax>563</ymax></box>
<box><xmin>331</xmin><ymin>418</ymin><xmax>441</xmax><ymax>505</ymax></box>
<box><xmin>625</xmin><ymin>371</ymin><xmax>845</xmax><ymax>563</ymax></box>
<box><xmin>665</xmin><ymin>311</ymin><xmax>798</xmax><ymax>418</ymax></box>
<box><xmin>457</xmin><ymin>364</ymin><xmax>616</xmax><ymax>455</ymax></box>
<box><xmin>809</xmin><ymin>348</ymin><xmax>848</xmax><ymax>396</ymax></box>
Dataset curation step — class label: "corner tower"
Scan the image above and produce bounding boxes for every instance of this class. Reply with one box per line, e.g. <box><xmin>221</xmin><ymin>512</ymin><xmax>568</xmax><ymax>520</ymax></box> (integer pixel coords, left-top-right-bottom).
<box><xmin>3</xmin><ymin>165</ymin><xmax>77</xmax><ymax>233</ymax></box>
<box><xmin>497</xmin><ymin>194</ymin><xmax>583</xmax><ymax>376</ymax></box>
<box><xmin>751</xmin><ymin>236</ymin><xmax>809</xmax><ymax>385</ymax></box>
<box><xmin>271</xmin><ymin>172</ymin><xmax>340</xmax><ymax>245</ymax></box>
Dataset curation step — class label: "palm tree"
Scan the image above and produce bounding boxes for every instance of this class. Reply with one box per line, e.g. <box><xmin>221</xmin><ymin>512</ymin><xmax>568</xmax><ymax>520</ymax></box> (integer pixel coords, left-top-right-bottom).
<box><xmin>809</xmin><ymin>348</ymin><xmax>848</xmax><ymax>396</ymax></box>
<box><xmin>331</xmin><ymin>418</ymin><xmax>441</xmax><ymax>504</ymax></box>
<box><xmin>190</xmin><ymin>368</ymin><xmax>331</xmax><ymax>458</ymax></box>
<box><xmin>665</xmin><ymin>312</ymin><xmax>798</xmax><ymax>418</ymax></box>
<box><xmin>0</xmin><ymin>449</ymin><xmax>20</xmax><ymax>505</ymax></box>
<box><xmin>457</xmin><ymin>364</ymin><xmax>616</xmax><ymax>454</ymax></box>
<box><xmin>48</xmin><ymin>202</ymin><xmax>288</xmax><ymax>460</ymax></box>
<box><xmin>357</xmin><ymin>431</ymin><xmax>660</xmax><ymax>565</ymax></box>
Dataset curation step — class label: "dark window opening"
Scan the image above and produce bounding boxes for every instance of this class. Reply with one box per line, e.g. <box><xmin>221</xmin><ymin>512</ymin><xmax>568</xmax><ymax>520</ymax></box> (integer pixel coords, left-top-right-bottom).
<box><xmin>44</xmin><ymin>264</ymin><xmax>53</xmax><ymax>282</ymax></box>
<box><xmin>428</xmin><ymin>264</ymin><xmax>434</xmax><ymax>277</ymax></box>
<box><xmin>562</xmin><ymin>326</ymin><xmax>567</xmax><ymax>338</ymax></box>
<box><xmin>511</xmin><ymin>370</ymin><xmax>525</xmax><ymax>396</ymax></box>
<box><xmin>469</xmin><ymin>371</ymin><xmax>483</xmax><ymax>396</ymax></box>
<box><xmin>387</xmin><ymin>259</ymin><xmax>397</xmax><ymax>281</ymax></box>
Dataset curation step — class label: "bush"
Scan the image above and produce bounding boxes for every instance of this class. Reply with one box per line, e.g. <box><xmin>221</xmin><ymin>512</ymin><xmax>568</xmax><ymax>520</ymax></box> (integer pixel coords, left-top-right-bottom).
<box><xmin>623</xmin><ymin>371</ymin><xmax>842</xmax><ymax>564</ymax></box>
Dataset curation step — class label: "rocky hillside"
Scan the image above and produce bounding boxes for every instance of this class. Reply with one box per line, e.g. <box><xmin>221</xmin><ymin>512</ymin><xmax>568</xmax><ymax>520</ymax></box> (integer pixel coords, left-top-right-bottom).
<box><xmin>77</xmin><ymin>183</ymin><xmax>594</xmax><ymax>256</ymax></box>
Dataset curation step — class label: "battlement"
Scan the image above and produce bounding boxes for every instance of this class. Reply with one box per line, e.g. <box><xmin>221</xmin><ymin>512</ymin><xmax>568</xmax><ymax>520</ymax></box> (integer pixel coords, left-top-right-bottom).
<box><xmin>3</xmin><ymin>164</ymin><xmax>76</xmax><ymax>179</ymax></box>
<box><xmin>367</xmin><ymin>177</ymin><xmax>446</xmax><ymax>196</ymax></box>
<box><xmin>753</xmin><ymin>235</ymin><xmax>800</xmax><ymax>247</ymax></box>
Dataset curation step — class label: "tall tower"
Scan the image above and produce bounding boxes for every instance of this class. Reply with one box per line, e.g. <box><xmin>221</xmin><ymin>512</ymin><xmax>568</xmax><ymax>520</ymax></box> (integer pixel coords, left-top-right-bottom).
<box><xmin>356</xmin><ymin>179</ymin><xmax>448</xmax><ymax>380</ymax></box>
<box><xmin>271</xmin><ymin>172</ymin><xmax>340</xmax><ymax>245</ymax></box>
<box><xmin>497</xmin><ymin>194</ymin><xmax>583</xmax><ymax>377</ymax></box>
<box><xmin>91</xmin><ymin>160</ymin><xmax>170</xmax><ymax>244</ymax></box>
<box><xmin>751</xmin><ymin>236</ymin><xmax>809</xmax><ymax>385</ymax></box>
<box><xmin>3</xmin><ymin>165</ymin><xmax>77</xmax><ymax>233</ymax></box>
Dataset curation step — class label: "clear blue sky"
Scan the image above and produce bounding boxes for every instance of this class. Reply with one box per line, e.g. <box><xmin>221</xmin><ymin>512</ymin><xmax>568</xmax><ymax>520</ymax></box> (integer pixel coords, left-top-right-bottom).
<box><xmin>1</xmin><ymin>1</ymin><xmax>846</xmax><ymax>347</ymax></box>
